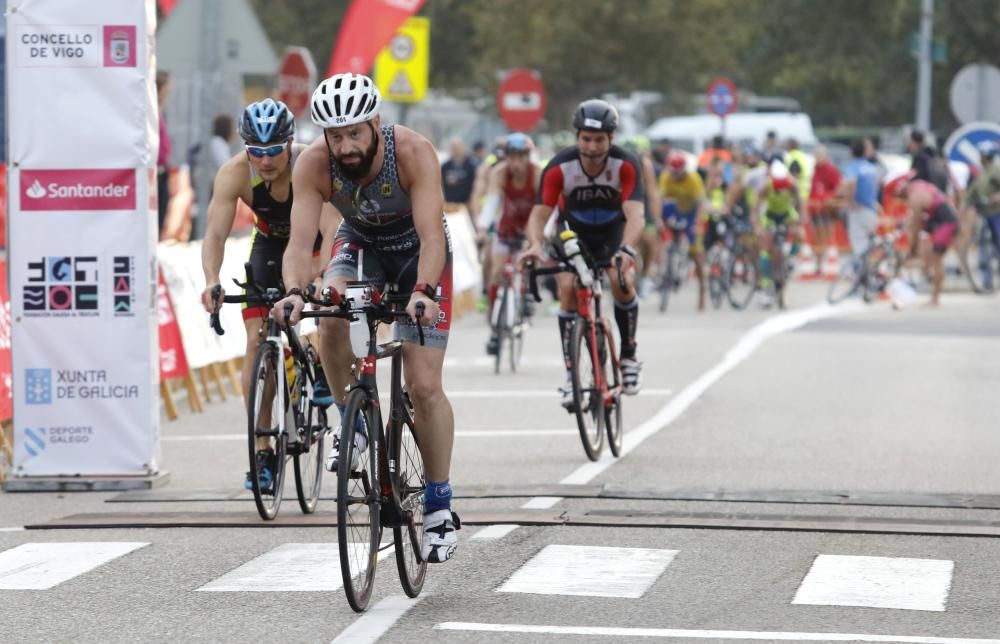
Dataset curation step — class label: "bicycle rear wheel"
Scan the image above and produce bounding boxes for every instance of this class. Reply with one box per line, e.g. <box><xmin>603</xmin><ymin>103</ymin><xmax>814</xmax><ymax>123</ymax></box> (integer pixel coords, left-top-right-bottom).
<box><xmin>597</xmin><ymin>323</ymin><xmax>623</xmax><ymax>457</ymax></box>
<box><xmin>247</xmin><ymin>342</ymin><xmax>286</xmax><ymax>521</ymax></box>
<box><xmin>570</xmin><ymin>317</ymin><xmax>604</xmax><ymax>461</ymax></box>
<box><xmin>390</xmin><ymin>391</ymin><xmax>427</xmax><ymax>598</ymax></box>
<box><xmin>293</xmin><ymin>380</ymin><xmax>327</xmax><ymax>515</ymax></box>
<box><xmin>726</xmin><ymin>246</ymin><xmax>757</xmax><ymax>310</ymax></box>
<box><xmin>337</xmin><ymin>387</ymin><xmax>380</xmax><ymax>613</ymax></box>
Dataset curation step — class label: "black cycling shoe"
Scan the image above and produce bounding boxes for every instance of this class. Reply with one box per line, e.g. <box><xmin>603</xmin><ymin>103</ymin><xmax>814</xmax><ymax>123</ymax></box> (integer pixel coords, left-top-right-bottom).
<box><xmin>486</xmin><ymin>336</ymin><xmax>500</xmax><ymax>356</ymax></box>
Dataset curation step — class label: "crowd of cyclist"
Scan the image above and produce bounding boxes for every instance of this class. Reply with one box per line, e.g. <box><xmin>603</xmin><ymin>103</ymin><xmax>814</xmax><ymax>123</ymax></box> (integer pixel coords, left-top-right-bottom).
<box><xmin>199</xmin><ymin>79</ymin><xmax>1000</xmax><ymax>566</ymax></box>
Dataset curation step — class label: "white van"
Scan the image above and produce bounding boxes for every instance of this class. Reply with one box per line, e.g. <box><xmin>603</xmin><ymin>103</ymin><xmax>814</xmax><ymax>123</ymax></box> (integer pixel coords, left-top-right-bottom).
<box><xmin>645</xmin><ymin>112</ymin><xmax>818</xmax><ymax>154</ymax></box>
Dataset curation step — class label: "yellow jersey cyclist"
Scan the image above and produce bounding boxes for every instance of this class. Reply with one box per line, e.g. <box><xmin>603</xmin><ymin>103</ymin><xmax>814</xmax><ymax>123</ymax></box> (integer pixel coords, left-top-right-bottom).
<box><xmin>755</xmin><ymin>161</ymin><xmax>804</xmax><ymax>299</ymax></box>
<box><xmin>659</xmin><ymin>150</ymin><xmax>708</xmax><ymax>309</ymax></box>
<box><xmin>274</xmin><ymin>73</ymin><xmax>460</xmax><ymax>563</ymax></box>
<box><xmin>200</xmin><ymin>99</ymin><xmax>339</xmax><ymax>492</ymax></box>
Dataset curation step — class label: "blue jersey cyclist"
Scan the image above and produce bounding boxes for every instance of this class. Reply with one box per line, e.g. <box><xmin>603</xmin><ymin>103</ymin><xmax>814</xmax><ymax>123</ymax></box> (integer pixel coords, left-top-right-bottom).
<box><xmin>274</xmin><ymin>74</ymin><xmax>460</xmax><ymax>564</ymax></box>
<box><xmin>520</xmin><ymin>99</ymin><xmax>646</xmax><ymax>407</ymax></box>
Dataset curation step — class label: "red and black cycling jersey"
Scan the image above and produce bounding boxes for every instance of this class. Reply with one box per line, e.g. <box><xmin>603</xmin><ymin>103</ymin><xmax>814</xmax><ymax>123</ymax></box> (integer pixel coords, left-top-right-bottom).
<box><xmin>538</xmin><ymin>145</ymin><xmax>645</xmax><ymax>228</ymax></box>
<box><xmin>497</xmin><ymin>165</ymin><xmax>538</xmax><ymax>240</ymax></box>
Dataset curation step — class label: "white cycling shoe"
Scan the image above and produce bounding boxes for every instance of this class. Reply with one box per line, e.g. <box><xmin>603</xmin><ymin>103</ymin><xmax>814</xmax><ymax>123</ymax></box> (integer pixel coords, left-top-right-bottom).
<box><xmin>421</xmin><ymin>509</ymin><xmax>461</xmax><ymax>563</ymax></box>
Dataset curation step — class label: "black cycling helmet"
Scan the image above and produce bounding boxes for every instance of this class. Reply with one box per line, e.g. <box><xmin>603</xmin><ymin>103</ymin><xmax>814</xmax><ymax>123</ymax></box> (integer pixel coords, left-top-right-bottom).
<box><xmin>572</xmin><ymin>99</ymin><xmax>619</xmax><ymax>133</ymax></box>
<box><xmin>239</xmin><ymin>99</ymin><xmax>295</xmax><ymax>144</ymax></box>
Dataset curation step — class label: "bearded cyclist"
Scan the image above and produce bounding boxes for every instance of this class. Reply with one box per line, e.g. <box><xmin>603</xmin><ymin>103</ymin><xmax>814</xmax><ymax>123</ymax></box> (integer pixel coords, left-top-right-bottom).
<box><xmin>480</xmin><ymin>132</ymin><xmax>543</xmax><ymax>356</ymax></box>
<box><xmin>274</xmin><ymin>74</ymin><xmax>460</xmax><ymax>563</ymax></box>
<box><xmin>520</xmin><ymin>99</ymin><xmax>645</xmax><ymax>406</ymax></box>
<box><xmin>200</xmin><ymin>99</ymin><xmax>339</xmax><ymax>492</ymax></box>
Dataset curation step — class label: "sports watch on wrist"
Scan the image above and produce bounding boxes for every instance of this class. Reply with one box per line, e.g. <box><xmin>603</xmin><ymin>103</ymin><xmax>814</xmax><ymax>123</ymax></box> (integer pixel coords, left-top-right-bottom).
<box><xmin>413</xmin><ymin>282</ymin><xmax>437</xmax><ymax>299</ymax></box>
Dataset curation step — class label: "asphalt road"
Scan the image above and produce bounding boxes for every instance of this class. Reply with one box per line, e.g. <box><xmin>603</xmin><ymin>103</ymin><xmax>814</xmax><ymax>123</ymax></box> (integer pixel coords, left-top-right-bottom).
<box><xmin>3</xmin><ymin>281</ymin><xmax>1000</xmax><ymax>644</ymax></box>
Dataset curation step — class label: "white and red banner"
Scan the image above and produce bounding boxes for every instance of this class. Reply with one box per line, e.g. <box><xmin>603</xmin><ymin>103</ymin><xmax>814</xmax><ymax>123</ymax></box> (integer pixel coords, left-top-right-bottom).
<box><xmin>7</xmin><ymin>0</ymin><xmax>159</xmax><ymax>477</ymax></box>
<box><xmin>157</xmin><ymin>269</ymin><xmax>188</xmax><ymax>382</ymax></box>
<box><xmin>0</xmin><ymin>259</ymin><xmax>12</xmax><ymax>422</ymax></box>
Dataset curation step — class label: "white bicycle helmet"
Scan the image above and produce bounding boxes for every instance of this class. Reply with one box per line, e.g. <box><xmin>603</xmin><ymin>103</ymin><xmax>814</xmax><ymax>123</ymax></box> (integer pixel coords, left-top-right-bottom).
<box><xmin>310</xmin><ymin>73</ymin><xmax>381</xmax><ymax>128</ymax></box>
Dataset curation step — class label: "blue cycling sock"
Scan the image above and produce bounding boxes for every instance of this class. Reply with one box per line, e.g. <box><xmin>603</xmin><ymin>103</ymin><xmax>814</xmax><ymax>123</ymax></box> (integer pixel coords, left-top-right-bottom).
<box><xmin>424</xmin><ymin>478</ymin><xmax>452</xmax><ymax>513</ymax></box>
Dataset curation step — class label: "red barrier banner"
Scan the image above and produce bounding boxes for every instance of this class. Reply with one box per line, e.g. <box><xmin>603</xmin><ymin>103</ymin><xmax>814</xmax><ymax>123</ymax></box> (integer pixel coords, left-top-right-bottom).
<box><xmin>0</xmin><ymin>259</ymin><xmax>11</xmax><ymax>421</ymax></box>
<box><xmin>157</xmin><ymin>268</ymin><xmax>189</xmax><ymax>381</ymax></box>
<box><xmin>325</xmin><ymin>0</ymin><xmax>425</xmax><ymax>77</ymax></box>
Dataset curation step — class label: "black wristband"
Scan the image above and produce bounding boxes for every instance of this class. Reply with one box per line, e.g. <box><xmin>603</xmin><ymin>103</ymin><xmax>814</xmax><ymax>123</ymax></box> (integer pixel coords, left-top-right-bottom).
<box><xmin>286</xmin><ymin>287</ymin><xmax>305</xmax><ymax>301</ymax></box>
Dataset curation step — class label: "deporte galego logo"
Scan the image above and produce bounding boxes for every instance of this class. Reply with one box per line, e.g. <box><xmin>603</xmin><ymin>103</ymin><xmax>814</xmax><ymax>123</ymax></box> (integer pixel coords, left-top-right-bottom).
<box><xmin>20</xmin><ymin>169</ymin><xmax>136</xmax><ymax>211</ymax></box>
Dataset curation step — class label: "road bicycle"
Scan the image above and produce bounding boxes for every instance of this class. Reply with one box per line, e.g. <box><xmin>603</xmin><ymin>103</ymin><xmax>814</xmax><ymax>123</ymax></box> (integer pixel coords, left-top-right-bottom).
<box><xmin>827</xmin><ymin>226</ymin><xmax>904</xmax><ymax>304</ymax></box>
<box><xmin>529</xmin><ymin>233</ymin><xmax>625</xmax><ymax>461</ymax></box>
<box><xmin>489</xmin><ymin>238</ymin><xmax>532</xmax><ymax>373</ymax></box>
<box><xmin>658</xmin><ymin>214</ymin><xmax>692</xmax><ymax>312</ymax></box>
<box><xmin>209</xmin><ymin>264</ymin><xmax>329</xmax><ymax>520</ymax></box>
<box><xmin>305</xmin><ymin>282</ymin><xmax>430</xmax><ymax>612</ymax></box>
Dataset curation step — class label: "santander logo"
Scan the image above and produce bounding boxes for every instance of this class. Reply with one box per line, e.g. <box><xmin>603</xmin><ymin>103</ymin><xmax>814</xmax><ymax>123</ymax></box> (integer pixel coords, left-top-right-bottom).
<box><xmin>20</xmin><ymin>169</ymin><xmax>136</xmax><ymax>211</ymax></box>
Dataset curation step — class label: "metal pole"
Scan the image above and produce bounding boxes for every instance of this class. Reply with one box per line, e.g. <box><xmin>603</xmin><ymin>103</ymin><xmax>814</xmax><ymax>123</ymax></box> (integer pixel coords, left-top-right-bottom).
<box><xmin>192</xmin><ymin>0</ymin><xmax>220</xmax><ymax>241</ymax></box>
<box><xmin>915</xmin><ymin>0</ymin><xmax>934</xmax><ymax>132</ymax></box>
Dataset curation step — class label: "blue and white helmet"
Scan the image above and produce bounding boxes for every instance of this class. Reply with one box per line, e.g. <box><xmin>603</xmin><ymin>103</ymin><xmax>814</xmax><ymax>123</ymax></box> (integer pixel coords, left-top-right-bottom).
<box><xmin>239</xmin><ymin>99</ymin><xmax>294</xmax><ymax>144</ymax></box>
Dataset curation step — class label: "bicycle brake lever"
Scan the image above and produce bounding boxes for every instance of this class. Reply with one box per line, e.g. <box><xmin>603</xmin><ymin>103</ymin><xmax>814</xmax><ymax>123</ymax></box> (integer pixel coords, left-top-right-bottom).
<box><xmin>210</xmin><ymin>284</ymin><xmax>225</xmax><ymax>335</ymax></box>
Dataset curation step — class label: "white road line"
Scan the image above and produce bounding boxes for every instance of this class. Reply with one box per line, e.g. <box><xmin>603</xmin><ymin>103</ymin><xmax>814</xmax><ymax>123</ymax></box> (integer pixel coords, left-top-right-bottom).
<box><xmin>471</xmin><ymin>524</ymin><xmax>520</xmax><ymax>541</ymax></box>
<box><xmin>331</xmin><ymin>595</ymin><xmax>422</xmax><ymax>644</ymax></box>
<box><xmin>447</xmin><ymin>388</ymin><xmax>672</xmax><ymax>398</ymax></box>
<box><xmin>560</xmin><ymin>300</ymin><xmax>864</xmax><ymax>486</ymax></box>
<box><xmin>435</xmin><ymin>622</ymin><xmax>1000</xmax><ymax>643</ymax></box>
<box><xmin>498</xmin><ymin>545</ymin><xmax>678</xmax><ymax>598</ymax></box>
<box><xmin>520</xmin><ymin>496</ymin><xmax>563</xmax><ymax>510</ymax></box>
<box><xmin>508</xmin><ymin>300</ymin><xmax>865</xmax><ymax>530</ymax></box>
<box><xmin>0</xmin><ymin>527</ymin><xmax>26</xmax><ymax>532</ymax></box>
<box><xmin>162</xmin><ymin>429</ymin><xmax>579</xmax><ymax>442</ymax></box>
<box><xmin>0</xmin><ymin>542</ymin><xmax>148</xmax><ymax>590</ymax></box>
<box><xmin>792</xmin><ymin>554</ymin><xmax>954</xmax><ymax>612</ymax></box>
<box><xmin>197</xmin><ymin>543</ymin><xmax>391</xmax><ymax>592</ymax></box>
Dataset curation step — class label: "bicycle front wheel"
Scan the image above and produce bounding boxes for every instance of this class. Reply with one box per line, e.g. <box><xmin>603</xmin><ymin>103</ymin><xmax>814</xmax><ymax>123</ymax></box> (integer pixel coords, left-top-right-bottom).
<box><xmin>492</xmin><ymin>288</ymin><xmax>507</xmax><ymax>374</ymax></box>
<box><xmin>707</xmin><ymin>249</ymin><xmax>725</xmax><ymax>309</ymax></box>
<box><xmin>508</xmin><ymin>286</ymin><xmax>524</xmax><ymax>373</ymax></box>
<box><xmin>294</xmin><ymin>394</ymin><xmax>327</xmax><ymax>515</ymax></box>
<box><xmin>337</xmin><ymin>387</ymin><xmax>380</xmax><ymax>613</ymax></box>
<box><xmin>726</xmin><ymin>246</ymin><xmax>757</xmax><ymax>310</ymax></box>
<box><xmin>827</xmin><ymin>258</ymin><xmax>862</xmax><ymax>304</ymax></box>
<box><xmin>597</xmin><ymin>323</ymin><xmax>623</xmax><ymax>457</ymax></box>
<box><xmin>247</xmin><ymin>342</ymin><xmax>287</xmax><ymax>521</ymax></box>
<box><xmin>570</xmin><ymin>318</ymin><xmax>604</xmax><ymax>461</ymax></box>
<box><xmin>390</xmin><ymin>391</ymin><xmax>427</xmax><ymax>598</ymax></box>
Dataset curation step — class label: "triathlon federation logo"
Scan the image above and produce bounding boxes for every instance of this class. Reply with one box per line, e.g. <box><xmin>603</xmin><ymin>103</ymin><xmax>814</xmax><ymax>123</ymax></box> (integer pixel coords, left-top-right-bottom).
<box><xmin>113</xmin><ymin>256</ymin><xmax>135</xmax><ymax>316</ymax></box>
<box><xmin>103</xmin><ymin>25</ymin><xmax>136</xmax><ymax>67</ymax></box>
<box><xmin>22</xmin><ymin>256</ymin><xmax>99</xmax><ymax>317</ymax></box>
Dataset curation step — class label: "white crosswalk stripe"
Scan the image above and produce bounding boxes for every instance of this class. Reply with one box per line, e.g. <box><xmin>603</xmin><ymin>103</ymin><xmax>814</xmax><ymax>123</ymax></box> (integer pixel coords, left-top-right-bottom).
<box><xmin>0</xmin><ymin>542</ymin><xmax>148</xmax><ymax>590</ymax></box>
<box><xmin>196</xmin><ymin>542</ymin><xmax>392</xmax><ymax>592</ymax></box>
<box><xmin>792</xmin><ymin>554</ymin><xmax>954</xmax><ymax>612</ymax></box>
<box><xmin>497</xmin><ymin>544</ymin><xmax>679</xmax><ymax>598</ymax></box>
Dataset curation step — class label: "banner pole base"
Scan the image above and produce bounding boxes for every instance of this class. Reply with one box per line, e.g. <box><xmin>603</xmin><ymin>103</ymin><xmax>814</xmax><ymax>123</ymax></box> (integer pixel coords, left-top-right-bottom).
<box><xmin>2</xmin><ymin>471</ymin><xmax>171</xmax><ymax>493</ymax></box>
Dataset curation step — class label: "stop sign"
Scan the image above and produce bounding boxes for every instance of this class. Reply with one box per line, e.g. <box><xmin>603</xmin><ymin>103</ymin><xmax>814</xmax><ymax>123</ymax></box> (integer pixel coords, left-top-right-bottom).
<box><xmin>277</xmin><ymin>47</ymin><xmax>317</xmax><ymax>120</ymax></box>
<box><xmin>498</xmin><ymin>69</ymin><xmax>546</xmax><ymax>132</ymax></box>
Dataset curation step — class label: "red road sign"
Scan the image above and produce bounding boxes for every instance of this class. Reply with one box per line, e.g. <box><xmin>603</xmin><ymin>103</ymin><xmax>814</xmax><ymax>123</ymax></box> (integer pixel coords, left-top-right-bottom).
<box><xmin>706</xmin><ymin>78</ymin><xmax>738</xmax><ymax>117</ymax></box>
<box><xmin>498</xmin><ymin>69</ymin><xmax>546</xmax><ymax>132</ymax></box>
<box><xmin>277</xmin><ymin>47</ymin><xmax>317</xmax><ymax>120</ymax></box>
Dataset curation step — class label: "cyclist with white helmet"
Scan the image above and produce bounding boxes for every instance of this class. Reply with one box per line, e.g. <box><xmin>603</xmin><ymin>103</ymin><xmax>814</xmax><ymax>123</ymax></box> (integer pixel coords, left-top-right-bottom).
<box><xmin>200</xmin><ymin>99</ymin><xmax>340</xmax><ymax>491</ymax></box>
<box><xmin>520</xmin><ymin>99</ymin><xmax>646</xmax><ymax>405</ymax></box>
<box><xmin>274</xmin><ymin>73</ymin><xmax>460</xmax><ymax>563</ymax></box>
<box><xmin>480</xmin><ymin>132</ymin><xmax>543</xmax><ymax>355</ymax></box>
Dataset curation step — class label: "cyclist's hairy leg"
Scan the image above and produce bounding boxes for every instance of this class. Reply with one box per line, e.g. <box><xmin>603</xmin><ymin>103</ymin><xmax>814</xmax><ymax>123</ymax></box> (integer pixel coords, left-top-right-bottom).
<box><xmin>317</xmin><ymin>275</ymin><xmax>356</xmax><ymax>407</ymax></box>
<box><xmin>401</xmin><ymin>344</ymin><xmax>453</xmax><ymax>482</ymax></box>
<box><xmin>242</xmin><ymin>314</ymin><xmax>270</xmax><ymax>451</ymax></box>
<box><xmin>608</xmin><ymin>262</ymin><xmax>638</xmax><ymax>357</ymax></box>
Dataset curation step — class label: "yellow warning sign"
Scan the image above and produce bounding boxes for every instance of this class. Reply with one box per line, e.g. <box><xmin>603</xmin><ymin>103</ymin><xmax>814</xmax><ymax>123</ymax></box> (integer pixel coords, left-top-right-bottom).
<box><xmin>374</xmin><ymin>16</ymin><xmax>429</xmax><ymax>103</ymax></box>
